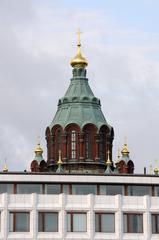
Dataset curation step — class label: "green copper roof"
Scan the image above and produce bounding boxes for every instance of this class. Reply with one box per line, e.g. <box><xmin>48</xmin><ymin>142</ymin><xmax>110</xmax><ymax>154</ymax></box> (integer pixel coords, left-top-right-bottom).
<box><xmin>49</xmin><ymin>68</ymin><xmax>109</xmax><ymax>130</ymax></box>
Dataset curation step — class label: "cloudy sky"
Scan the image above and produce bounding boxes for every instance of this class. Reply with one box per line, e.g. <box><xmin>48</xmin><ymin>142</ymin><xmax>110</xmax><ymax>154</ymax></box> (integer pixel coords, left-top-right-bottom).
<box><xmin>0</xmin><ymin>0</ymin><xmax>159</xmax><ymax>173</ymax></box>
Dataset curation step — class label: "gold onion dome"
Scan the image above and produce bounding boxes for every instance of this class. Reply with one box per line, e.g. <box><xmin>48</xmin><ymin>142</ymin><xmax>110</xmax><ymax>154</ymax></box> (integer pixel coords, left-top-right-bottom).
<box><xmin>70</xmin><ymin>29</ymin><xmax>88</xmax><ymax>68</ymax></box>
<box><xmin>121</xmin><ymin>143</ymin><xmax>130</xmax><ymax>156</ymax></box>
<box><xmin>154</xmin><ymin>167</ymin><xmax>159</xmax><ymax>175</ymax></box>
<box><xmin>35</xmin><ymin>142</ymin><xmax>43</xmax><ymax>155</ymax></box>
<box><xmin>3</xmin><ymin>164</ymin><xmax>8</xmax><ymax>172</ymax></box>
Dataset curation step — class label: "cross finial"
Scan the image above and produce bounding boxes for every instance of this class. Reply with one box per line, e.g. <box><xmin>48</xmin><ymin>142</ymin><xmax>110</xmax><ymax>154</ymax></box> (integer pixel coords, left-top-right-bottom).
<box><xmin>124</xmin><ymin>136</ymin><xmax>127</xmax><ymax>145</ymax></box>
<box><xmin>118</xmin><ymin>149</ymin><xmax>121</xmax><ymax>159</ymax></box>
<box><xmin>76</xmin><ymin>28</ymin><xmax>82</xmax><ymax>46</ymax></box>
<box><xmin>37</xmin><ymin>136</ymin><xmax>40</xmax><ymax>145</ymax></box>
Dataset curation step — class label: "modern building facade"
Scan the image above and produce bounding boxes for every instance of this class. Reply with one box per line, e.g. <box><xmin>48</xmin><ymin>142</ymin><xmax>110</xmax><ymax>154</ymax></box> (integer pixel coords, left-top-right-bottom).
<box><xmin>0</xmin><ymin>33</ymin><xmax>159</xmax><ymax>239</ymax></box>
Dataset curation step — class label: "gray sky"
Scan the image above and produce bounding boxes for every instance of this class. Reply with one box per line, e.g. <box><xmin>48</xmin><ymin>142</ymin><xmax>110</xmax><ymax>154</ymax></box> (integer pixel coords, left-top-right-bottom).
<box><xmin>0</xmin><ymin>0</ymin><xmax>159</xmax><ymax>173</ymax></box>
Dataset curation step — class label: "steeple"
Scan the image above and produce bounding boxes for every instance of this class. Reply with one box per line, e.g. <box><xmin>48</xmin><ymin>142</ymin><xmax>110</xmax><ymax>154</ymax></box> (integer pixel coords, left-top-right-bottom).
<box><xmin>45</xmin><ymin>32</ymin><xmax>114</xmax><ymax>174</ymax></box>
<box><xmin>105</xmin><ymin>150</ymin><xmax>113</xmax><ymax>174</ymax></box>
<box><xmin>70</xmin><ymin>29</ymin><xmax>88</xmax><ymax>68</ymax></box>
<box><xmin>49</xmin><ymin>31</ymin><xmax>108</xmax><ymax>130</ymax></box>
<box><xmin>56</xmin><ymin>150</ymin><xmax>64</xmax><ymax>173</ymax></box>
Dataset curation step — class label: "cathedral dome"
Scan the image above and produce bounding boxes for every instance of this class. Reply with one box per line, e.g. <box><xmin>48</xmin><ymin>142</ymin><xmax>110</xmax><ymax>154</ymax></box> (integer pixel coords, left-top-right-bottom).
<box><xmin>45</xmin><ymin>32</ymin><xmax>114</xmax><ymax>174</ymax></box>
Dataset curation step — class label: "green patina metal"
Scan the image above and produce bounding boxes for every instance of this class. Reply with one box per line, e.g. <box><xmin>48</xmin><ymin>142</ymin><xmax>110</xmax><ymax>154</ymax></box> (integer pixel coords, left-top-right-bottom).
<box><xmin>49</xmin><ymin>67</ymin><xmax>109</xmax><ymax>130</ymax></box>
<box><xmin>34</xmin><ymin>155</ymin><xmax>44</xmax><ymax>163</ymax></box>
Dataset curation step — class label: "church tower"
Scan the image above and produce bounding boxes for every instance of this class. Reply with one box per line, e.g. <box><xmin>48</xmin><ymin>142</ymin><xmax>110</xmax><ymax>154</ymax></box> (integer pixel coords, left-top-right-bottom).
<box><xmin>45</xmin><ymin>31</ymin><xmax>114</xmax><ymax>173</ymax></box>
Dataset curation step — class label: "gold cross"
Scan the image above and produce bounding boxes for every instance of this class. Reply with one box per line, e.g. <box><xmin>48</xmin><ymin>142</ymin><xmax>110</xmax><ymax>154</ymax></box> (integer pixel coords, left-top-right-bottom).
<box><xmin>125</xmin><ymin>136</ymin><xmax>127</xmax><ymax>144</ymax></box>
<box><xmin>37</xmin><ymin>136</ymin><xmax>40</xmax><ymax>145</ymax></box>
<box><xmin>76</xmin><ymin>28</ymin><xmax>82</xmax><ymax>45</ymax></box>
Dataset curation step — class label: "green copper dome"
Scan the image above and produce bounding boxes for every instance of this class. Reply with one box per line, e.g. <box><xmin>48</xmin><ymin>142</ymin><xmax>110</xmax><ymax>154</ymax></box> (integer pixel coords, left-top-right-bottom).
<box><xmin>49</xmin><ymin>67</ymin><xmax>109</xmax><ymax>130</ymax></box>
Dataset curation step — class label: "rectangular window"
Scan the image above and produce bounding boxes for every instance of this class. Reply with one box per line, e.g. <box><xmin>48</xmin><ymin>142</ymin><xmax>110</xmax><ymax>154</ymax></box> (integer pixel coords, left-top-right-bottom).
<box><xmin>0</xmin><ymin>184</ymin><xmax>13</xmax><ymax>193</ymax></box>
<box><xmin>67</xmin><ymin>212</ymin><xmax>87</xmax><ymax>232</ymax></box>
<box><xmin>100</xmin><ymin>185</ymin><xmax>123</xmax><ymax>195</ymax></box>
<box><xmin>16</xmin><ymin>184</ymin><xmax>42</xmax><ymax>194</ymax></box>
<box><xmin>9</xmin><ymin>212</ymin><xmax>30</xmax><ymax>232</ymax></box>
<box><xmin>152</xmin><ymin>214</ymin><xmax>159</xmax><ymax>234</ymax></box>
<box><xmin>62</xmin><ymin>184</ymin><xmax>70</xmax><ymax>194</ymax></box>
<box><xmin>38</xmin><ymin>212</ymin><xmax>58</xmax><ymax>232</ymax></box>
<box><xmin>45</xmin><ymin>184</ymin><xmax>61</xmax><ymax>194</ymax></box>
<box><xmin>95</xmin><ymin>213</ymin><xmax>115</xmax><ymax>232</ymax></box>
<box><xmin>154</xmin><ymin>186</ymin><xmax>159</xmax><ymax>196</ymax></box>
<box><xmin>71</xmin><ymin>130</ymin><xmax>76</xmax><ymax>159</ymax></box>
<box><xmin>123</xmin><ymin>213</ymin><xmax>143</xmax><ymax>233</ymax></box>
<box><xmin>127</xmin><ymin>185</ymin><xmax>151</xmax><ymax>196</ymax></box>
<box><xmin>72</xmin><ymin>184</ymin><xmax>97</xmax><ymax>195</ymax></box>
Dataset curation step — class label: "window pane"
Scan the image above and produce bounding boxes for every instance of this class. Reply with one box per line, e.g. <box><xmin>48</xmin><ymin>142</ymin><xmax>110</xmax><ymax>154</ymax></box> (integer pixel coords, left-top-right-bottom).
<box><xmin>45</xmin><ymin>184</ymin><xmax>61</xmax><ymax>194</ymax></box>
<box><xmin>95</xmin><ymin>214</ymin><xmax>100</xmax><ymax>232</ymax></box>
<box><xmin>95</xmin><ymin>213</ymin><xmax>115</xmax><ymax>233</ymax></box>
<box><xmin>67</xmin><ymin>213</ymin><xmax>87</xmax><ymax>232</ymax></box>
<box><xmin>128</xmin><ymin>185</ymin><xmax>151</xmax><ymax>196</ymax></box>
<box><xmin>100</xmin><ymin>185</ymin><xmax>107</xmax><ymax>195</ymax></box>
<box><xmin>100</xmin><ymin>185</ymin><xmax>123</xmax><ymax>195</ymax></box>
<box><xmin>72</xmin><ymin>185</ymin><xmax>97</xmax><ymax>195</ymax></box>
<box><xmin>0</xmin><ymin>184</ymin><xmax>13</xmax><ymax>193</ymax></box>
<box><xmin>38</xmin><ymin>213</ymin><xmax>43</xmax><ymax>232</ymax></box>
<box><xmin>123</xmin><ymin>214</ymin><xmax>127</xmax><ymax>233</ymax></box>
<box><xmin>38</xmin><ymin>212</ymin><xmax>58</xmax><ymax>232</ymax></box>
<box><xmin>152</xmin><ymin>214</ymin><xmax>159</xmax><ymax>234</ymax></box>
<box><xmin>9</xmin><ymin>212</ymin><xmax>30</xmax><ymax>232</ymax></box>
<box><xmin>9</xmin><ymin>213</ymin><xmax>14</xmax><ymax>232</ymax></box>
<box><xmin>155</xmin><ymin>186</ymin><xmax>159</xmax><ymax>196</ymax></box>
<box><xmin>157</xmin><ymin>215</ymin><xmax>159</xmax><ymax>233</ymax></box>
<box><xmin>63</xmin><ymin>184</ymin><xmax>70</xmax><ymax>194</ymax></box>
<box><xmin>124</xmin><ymin>213</ymin><xmax>143</xmax><ymax>233</ymax></box>
<box><xmin>67</xmin><ymin>213</ymin><xmax>71</xmax><ymax>232</ymax></box>
<box><xmin>73</xmin><ymin>213</ymin><xmax>86</xmax><ymax>232</ymax></box>
<box><xmin>101</xmin><ymin>213</ymin><xmax>115</xmax><ymax>232</ymax></box>
<box><xmin>45</xmin><ymin>213</ymin><xmax>58</xmax><ymax>232</ymax></box>
<box><xmin>17</xmin><ymin>184</ymin><xmax>42</xmax><ymax>194</ymax></box>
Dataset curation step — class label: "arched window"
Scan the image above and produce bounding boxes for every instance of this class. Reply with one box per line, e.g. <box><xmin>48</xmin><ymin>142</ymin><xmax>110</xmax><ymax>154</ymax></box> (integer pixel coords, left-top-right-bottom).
<box><xmin>55</xmin><ymin>129</ymin><xmax>62</xmax><ymax>160</ymax></box>
<box><xmin>65</xmin><ymin>124</ymin><xmax>80</xmax><ymax>161</ymax></box>
<box><xmin>85</xmin><ymin>130</ymin><xmax>93</xmax><ymax>159</ymax></box>
<box><xmin>83</xmin><ymin>124</ymin><xmax>96</xmax><ymax>161</ymax></box>
<box><xmin>71</xmin><ymin>130</ymin><xmax>76</xmax><ymax>159</ymax></box>
<box><xmin>99</xmin><ymin>131</ymin><xmax>106</xmax><ymax>162</ymax></box>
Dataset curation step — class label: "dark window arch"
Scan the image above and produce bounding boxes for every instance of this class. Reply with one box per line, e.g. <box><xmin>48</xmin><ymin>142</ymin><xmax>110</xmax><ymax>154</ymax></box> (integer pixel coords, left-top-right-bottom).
<box><xmin>65</xmin><ymin>124</ymin><xmax>80</xmax><ymax>161</ymax></box>
<box><xmin>99</xmin><ymin>131</ymin><xmax>106</xmax><ymax>162</ymax></box>
<box><xmin>83</xmin><ymin>124</ymin><xmax>97</xmax><ymax>161</ymax></box>
<box><xmin>70</xmin><ymin>130</ymin><xmax>77</xmax><ymax>159</ymax></box>
<box><xmin>55</xmin><ymin>129</ymin><xmax>62</xmax><ymax>160</ymax></box>
<box><xmin>85</xmin><ymin>130</ymin><xmax>93</xmax><ymax>159</ymax></box>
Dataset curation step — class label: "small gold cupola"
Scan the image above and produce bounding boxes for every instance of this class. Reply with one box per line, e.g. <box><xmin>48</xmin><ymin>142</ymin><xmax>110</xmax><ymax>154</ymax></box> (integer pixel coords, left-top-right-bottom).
<box><xmin>34</xmin><ymin>138</ymin><xmax>44</xmax><ymax>163</ymax></box>
<box><xmin>35</xmin><ymin>143</ymin><xmax>43</xmax><ymax>155</ymax></box>
<box><xmin>121</xmin><ymin>143</ymin><xmax>130</xmax><ymax>157</ymax></box>
<box><xmin>3</xmin><ymin>159</ymin><xmax>8</xmax><ymax>172</ymax></box>
<box><xmin>70</xmin><ymin>29</ymin><xmax>88</xmax><ymax>68</ymax></box>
